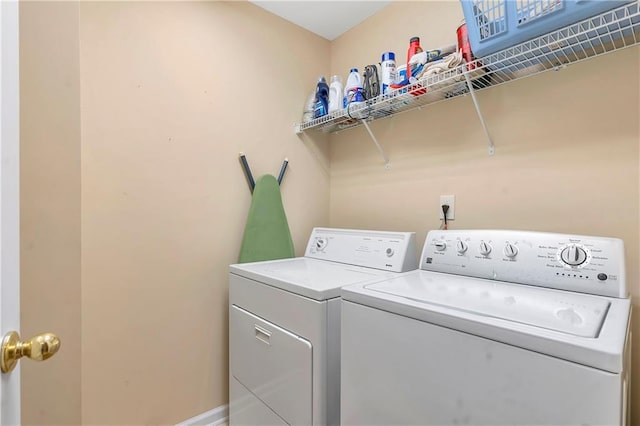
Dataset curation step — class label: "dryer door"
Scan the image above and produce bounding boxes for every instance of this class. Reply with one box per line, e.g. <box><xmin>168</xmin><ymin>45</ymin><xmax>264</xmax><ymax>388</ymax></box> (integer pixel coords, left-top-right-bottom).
<box><xmin>230</xmin><ymin>305</ymin><xmax>312</xmax><ymax>425</ymax></box>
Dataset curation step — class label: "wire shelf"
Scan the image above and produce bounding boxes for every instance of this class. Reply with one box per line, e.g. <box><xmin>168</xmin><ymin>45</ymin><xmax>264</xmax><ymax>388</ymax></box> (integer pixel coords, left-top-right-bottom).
<box><xmin>295</xmin><ymin>1</ymin><xmax>640</xmax><ymax>134</ymax></box>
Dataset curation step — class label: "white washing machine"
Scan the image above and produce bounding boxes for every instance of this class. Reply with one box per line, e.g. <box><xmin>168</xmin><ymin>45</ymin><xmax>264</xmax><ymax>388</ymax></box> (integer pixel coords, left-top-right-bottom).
<box><xmin>341</xmin><ymin>229</ymin><xmax>632</xmax><ymax>426</ymax></box>
<box><xmin>229</xmin><ymin>228</ymin><xmax>417</xmax><ymax>426</ymax></box>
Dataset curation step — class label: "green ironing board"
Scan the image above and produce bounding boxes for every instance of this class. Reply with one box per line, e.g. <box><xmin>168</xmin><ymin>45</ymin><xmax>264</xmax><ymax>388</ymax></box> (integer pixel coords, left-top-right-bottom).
<box><xmin>238</xmin><ymin>174</ymin><xmax>295</xmax><ymax>263</ymax></box>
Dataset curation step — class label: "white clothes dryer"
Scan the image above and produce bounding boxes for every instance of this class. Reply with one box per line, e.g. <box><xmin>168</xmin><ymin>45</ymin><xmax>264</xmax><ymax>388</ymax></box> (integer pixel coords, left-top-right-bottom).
<box><xmin>229</xmin><ymin>228</ymin><xmax>417</xmax><ymax>426</ymax></box>
<box><xmin>341</xmin><ymin>230</ymin><xmax>632</xmax><ymax>426</ymax></box>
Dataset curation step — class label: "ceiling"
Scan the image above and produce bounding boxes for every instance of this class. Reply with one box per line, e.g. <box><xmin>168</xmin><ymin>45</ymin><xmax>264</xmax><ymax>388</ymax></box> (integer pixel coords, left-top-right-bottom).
<box><xmin>249</xmin><ymin>1</ymin><xmax>393</xmax><ymax>40</ymax></box>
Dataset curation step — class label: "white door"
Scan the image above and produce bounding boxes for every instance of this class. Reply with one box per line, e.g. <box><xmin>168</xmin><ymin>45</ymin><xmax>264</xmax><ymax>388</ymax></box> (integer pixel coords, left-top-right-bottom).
<box><xmin>0</xmin><ymin>0</ymin><xmax>22</xmax><ymax>424</ymax></box>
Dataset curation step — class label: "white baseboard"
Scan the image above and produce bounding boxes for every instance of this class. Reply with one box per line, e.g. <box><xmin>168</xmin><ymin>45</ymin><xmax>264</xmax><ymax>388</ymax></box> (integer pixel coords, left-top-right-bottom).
<box><xmin>176</xmin><ymin>404</ymin><xmax>228</xmax><ymax>426</ymax></box>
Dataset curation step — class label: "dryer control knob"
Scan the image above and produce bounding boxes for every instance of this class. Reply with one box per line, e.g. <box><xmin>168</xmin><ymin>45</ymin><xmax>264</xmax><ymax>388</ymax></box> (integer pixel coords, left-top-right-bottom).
<box><xmin>315</xmin><ymin>238</ymin><xmax>328</xmax><ymax>250</ymax></box>
<box><xmin>479</xmin><ymin>241</ymin><xmax>492</xmax><ymax>256</ymax></box>
<box><xmin>434</xmin><ymin>241</ymin><xmax>447</xmax><ymax>251</ymax></box>
<box><xmin>456</xmin><ymin>240</ymin><xmax>468</xmax><ymax>254</ymax></box>
<box><xmin>386</xmin><ymin>248</ymin><xmax>394</xmax><ymax>257</ymax></box>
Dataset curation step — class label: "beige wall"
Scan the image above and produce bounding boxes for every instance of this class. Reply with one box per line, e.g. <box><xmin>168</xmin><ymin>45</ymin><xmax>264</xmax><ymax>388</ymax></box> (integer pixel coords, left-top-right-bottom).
<box><xmin>78</xmin><ymin>1</ymin><xmax>329</xmax><ymax>424</ymax></box>
<box><xmin>330</xmin><ymin>1</ymin><xmax>640</xmax><ymax>422</ymax></box>
<box><xmin>20</xmin><ymin>2</ymin><xmax>82</xmax><ymax>425</ymax></box>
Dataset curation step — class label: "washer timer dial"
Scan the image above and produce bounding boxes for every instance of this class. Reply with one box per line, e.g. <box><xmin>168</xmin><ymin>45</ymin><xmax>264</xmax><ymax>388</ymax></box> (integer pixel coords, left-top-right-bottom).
<box><xmin>559</xmin><ymin>244</ymin><xmax>588</xmax><ymax>267</ymax></box>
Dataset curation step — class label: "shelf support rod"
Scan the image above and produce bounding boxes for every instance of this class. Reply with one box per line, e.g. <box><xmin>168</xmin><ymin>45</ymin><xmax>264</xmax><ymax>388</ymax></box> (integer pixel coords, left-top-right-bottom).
<box><xmin>361</xmin><ymin>119</ymin><xmax>391</xmax><ymax>169</ymax></box>
<box><xmin>463</xmin><ymin>72</ymin><xmax>495</xmax><ymax>156</ymax></box>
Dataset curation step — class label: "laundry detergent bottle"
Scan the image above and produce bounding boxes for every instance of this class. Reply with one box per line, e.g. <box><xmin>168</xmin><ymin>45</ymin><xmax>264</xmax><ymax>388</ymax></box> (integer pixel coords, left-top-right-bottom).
<box><xmin>343</xmin><ymin>68</ymin><xmax>364</xmax><ymax>108</ymax></box>
<box><xmin>381</xmin><ymin>52</ymin><xmax>396</xmax><ymax>94</ymax></box>
<box><xmin>313</xmin><ymin>76</ymin><xmax>330</xmax><ymax>118</ymax></box>
<box><xmin>328</xmin><ymin>75</ymin><xmax>343</xmax><ymax>113</ymax></box>
<box><xmin>407</xmin><ymin>36</ymin><xmax>423</xmax><ymax>79</ymax></box>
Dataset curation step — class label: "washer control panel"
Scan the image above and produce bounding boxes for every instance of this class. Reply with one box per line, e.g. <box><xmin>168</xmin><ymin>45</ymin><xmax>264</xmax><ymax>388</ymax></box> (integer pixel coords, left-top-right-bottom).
<box><xmin>422</xmin><ymin>230</ymin><xmax>626</xmax><ymax>298</ymax></box>
<box><xmin>305</xmin><ymin>228</ymin><xmax>418</xmax><ymax>272</ymax></box>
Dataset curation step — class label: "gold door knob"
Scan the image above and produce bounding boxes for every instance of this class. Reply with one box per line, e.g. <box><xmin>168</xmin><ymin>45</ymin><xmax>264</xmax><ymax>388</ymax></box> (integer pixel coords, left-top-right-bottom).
<box><xmin>1</xmin><ymin>331</ymin><xmax>60</xmax><ymax>373</ymax></box>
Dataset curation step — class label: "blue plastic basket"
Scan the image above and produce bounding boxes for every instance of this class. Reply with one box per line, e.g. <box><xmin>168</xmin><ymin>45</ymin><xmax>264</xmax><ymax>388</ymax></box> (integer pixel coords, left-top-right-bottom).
<box><xmin>460</xmin><ymin>0</ymin><xmax>633</xmax><ymax>57</ymax></box>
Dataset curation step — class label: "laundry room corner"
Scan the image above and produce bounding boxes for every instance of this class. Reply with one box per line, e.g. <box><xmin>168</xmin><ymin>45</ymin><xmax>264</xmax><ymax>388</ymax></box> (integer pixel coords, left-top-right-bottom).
<box><xmin>13</xmin><ymin>0</ymin><xmax>640</xmax><ymax>424</ymax></box>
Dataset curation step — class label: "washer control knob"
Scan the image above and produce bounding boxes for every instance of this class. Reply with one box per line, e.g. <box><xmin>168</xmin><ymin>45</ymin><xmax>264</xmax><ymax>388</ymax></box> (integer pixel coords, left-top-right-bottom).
<box><xmin>479</xmin><ymin>241</ymin><xmax>492</xmax><ymax>256</ymax></box>
<box><xmin>386</xmin><ymin>248</ymin><xmax>394</xmax><ymax>257</ymax></box>
<box><xmin>504</xmin><ymin>243</ymin><xmax>518</xmax><ymax>258</ymax></box>
<box><xmin>434</xmin><ymin>241</ymin><xmax>447</xmax><ymax>251</ymax></box>
<box><xmin>456</xmin><ymin>240</ymin><xmax>468</xmax><ymax>254</ymax></box>
<box><xmin>560</xmin><ymin>246</ymin><xmax>587</xmax><ymax>266</ymax></box>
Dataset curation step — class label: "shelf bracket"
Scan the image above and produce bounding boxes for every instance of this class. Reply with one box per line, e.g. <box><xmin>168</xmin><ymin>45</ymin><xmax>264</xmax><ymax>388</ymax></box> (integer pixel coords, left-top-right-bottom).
<box><xmin>463</xmin><ymin>71</ymin><xmax>495</xmax><ymax>156</ymax></box>
<box><xmin>361</xmin><ymin>119</ymin><xmax>391</xmax><ymax>169</ymax></box>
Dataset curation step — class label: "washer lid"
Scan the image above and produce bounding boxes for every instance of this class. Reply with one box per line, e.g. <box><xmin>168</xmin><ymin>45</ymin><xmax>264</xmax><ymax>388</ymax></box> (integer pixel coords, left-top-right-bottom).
<box><xmin>230</xmin><ymin>257</ymin><xmax>396</xmax><ymax>301</ymax></box>
<box><xmin>342</xmin><ymin>270</ymin><xmax>631</xmax><ymax>373</ymax></box>
<box><xmin>365</xmin><ymin>272</ymin><xmax>609</xmax><ymax>338</ymax></box>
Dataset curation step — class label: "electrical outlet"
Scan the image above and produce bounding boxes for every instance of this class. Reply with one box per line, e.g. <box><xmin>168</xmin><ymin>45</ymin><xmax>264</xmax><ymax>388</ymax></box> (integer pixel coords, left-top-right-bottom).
<box><xmin>439</xmin><ymin>195</ymin><xmax>455</xmax><ymax>220</ymax></box>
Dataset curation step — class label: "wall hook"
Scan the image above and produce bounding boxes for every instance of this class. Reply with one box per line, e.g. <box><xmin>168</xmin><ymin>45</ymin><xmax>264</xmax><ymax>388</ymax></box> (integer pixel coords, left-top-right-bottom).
<box><xmin>277</xmin><ymin>158</ymin><xmax>289</xmax><ymax>185</ymax></box>
<box><xmin>239</xmin><ymin>152</ymin><xmax>256</xmax><ymax>193</ymax></box>
<box><xmin>239</xmin><ymin>153</ymin><xmax>289</xmax><ymax>194</ymax></box>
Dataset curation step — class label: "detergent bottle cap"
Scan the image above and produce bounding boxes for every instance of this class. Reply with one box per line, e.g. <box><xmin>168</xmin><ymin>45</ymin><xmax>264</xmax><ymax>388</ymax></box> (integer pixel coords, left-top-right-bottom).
<box><xmin>382</xmin><ymin>52</ymin><xmax>395</xmax><ymax>61</ymax></box>
<box><xmin>350</xmin><ymin>68</ymin><xmax>358</xmax><ymax>73</ymax></box>
<box><xmin>410</xmin><ymin>36</ymin><xmax>420</xmax><ymax>43</ymax></box>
